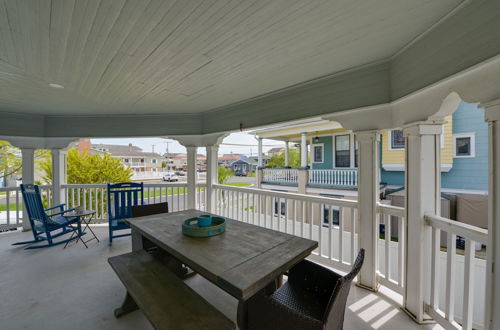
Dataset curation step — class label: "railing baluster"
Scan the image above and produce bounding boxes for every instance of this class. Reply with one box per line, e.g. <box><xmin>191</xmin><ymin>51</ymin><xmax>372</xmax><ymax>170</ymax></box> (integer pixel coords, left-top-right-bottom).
<box><xmin>350</xmin><ymin>208</ymin><xmax>355</xmax><ymax>265</ymax></box>
<box><xmin>445</xmin><ymin>232</ymin><xmax>457</xmax><ymax>322</ymax></box>
<box><xmin>339</xmin><ymin>207</ymin><xmax>343</xmax><ymax>263</ymax></box>
<box><xmin>430</xmin><ymin>226</ymin><xmax>440</xmax><ymax>310</ymax></box>
<box><xmin>384</xmin><ymin>214</ymin><xmax>391</xmax><ymax>280</ymax></box>
<box><xmin>398</xmin><ymin>216</ymin><xmax>405</xmax><ymax>287</ymax></box>
<box><xmin>6</xmin><ymin>191</ymin><xmax>10</xmax><ymax>227</ymax></box>
<box><xmin>328</xmin><ymin>204</ymin><xmax>332</xmax><ymax>260</ymax></box>
<box><xmin>16</xmin><ymin>189</ymin><xmax>20</xmax><ymax>226</ymax></box>
<box><xmin>462</xmin><ymin>239</ymin><xmax>475</xmax><ymax>330</ymax></box>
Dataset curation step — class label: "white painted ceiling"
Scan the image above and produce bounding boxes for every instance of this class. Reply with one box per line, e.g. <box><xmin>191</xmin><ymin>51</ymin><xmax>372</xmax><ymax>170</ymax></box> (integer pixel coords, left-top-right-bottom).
<box><xmin>0</xmin><ymin>0</ymin><xmax>462</xmax><ymax>116</ymax></box>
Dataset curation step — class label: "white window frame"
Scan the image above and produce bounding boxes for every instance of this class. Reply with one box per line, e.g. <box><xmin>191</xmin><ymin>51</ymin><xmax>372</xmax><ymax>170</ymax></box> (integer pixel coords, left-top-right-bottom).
<box><xmin>311</xmin><ymin>143</ymin><xmax>324</xmax><ymax>163</ymax></box>
<box><xmin>453</xmin><ymin>132</ymin><xmax>475</xmax><ymax>158</ymax></box>
<box><xmin>334</xmin><ymin>134</ymin><xmax>351</xmax><ymax>168</ymax></box>
<box><xmin>388</xmin><ymin>129</ymin><xmax>405</xmax><ymax>150</ymax></box>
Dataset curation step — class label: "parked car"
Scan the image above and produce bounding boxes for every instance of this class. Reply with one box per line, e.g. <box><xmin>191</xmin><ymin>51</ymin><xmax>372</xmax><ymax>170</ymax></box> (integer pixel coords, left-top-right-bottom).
<box><xmin>175</xmin><ymin>171</ymin><xmax>186</xmax><ymax>176</ymax></box>
<box><xmin>163</xmin><ymin>172</ymin><xmax>179</xmax><ymax>182</ymax></box>
<box><xmin>235</xmin><ymin>169</ymin><xmax>247</xmax><ymax>176</ymax></box>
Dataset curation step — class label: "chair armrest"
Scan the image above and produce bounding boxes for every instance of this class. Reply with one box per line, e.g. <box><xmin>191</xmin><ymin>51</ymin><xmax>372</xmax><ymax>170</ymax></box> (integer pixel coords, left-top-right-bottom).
<box><xmin>48</xmin><ymin>207</ymin><xmax>77</xmax><ymax>217</ymax></box>
<box><xmin>45</xmin><ymin>203</ymin><xmax>66</xmax><ymax>212</ymax></box>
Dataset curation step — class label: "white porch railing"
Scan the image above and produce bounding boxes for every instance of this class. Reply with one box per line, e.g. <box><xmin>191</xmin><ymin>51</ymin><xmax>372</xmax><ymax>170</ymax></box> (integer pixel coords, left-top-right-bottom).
<box><xmin>212</xmin><ymin>183</ymin><xmax>359</xmax><ymax>273</ymax></box>
<box><xmin>261</xmin><ymin>168</ymin><xmax>359</xmax><ymax>187</ymax></box>
<box><xmin>262</xmin><ymin>168</ymin><xmax>298</xmax><ymax>185</ymax></box>
<box><xmin>424</xmin><ymin>214</ymin><xmax>488</xmax><ymax>330</ymax></box>
<box><xmin>308</xmin><ymin>169</ymin><xmax>358</xmax><ymax>187</ymax></box>
<box><xmin>0</xmin><ymin>185</ymin><xmax>52</xmax><ymax>230</ymax></box>
<box><xmin>0</xmin><ymin>183</ymin><xmax>205</xmax><ymax>229</ymax></box>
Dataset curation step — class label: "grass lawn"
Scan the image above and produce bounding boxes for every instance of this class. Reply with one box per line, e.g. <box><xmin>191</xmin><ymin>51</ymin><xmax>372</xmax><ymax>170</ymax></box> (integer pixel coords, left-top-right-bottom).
<box><xmin>224</xmin><ymin>182</ymin><xmax>252</xmax><ymax>187</ymax></box>
<box><xmin>0</xmin><ymin>203</ymin><xmax>20</xmax><ymax>212</ymax></box>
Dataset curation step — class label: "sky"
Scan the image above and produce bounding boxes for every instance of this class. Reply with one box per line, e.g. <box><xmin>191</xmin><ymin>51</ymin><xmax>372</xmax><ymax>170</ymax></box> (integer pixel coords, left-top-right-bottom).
<box><xmin>91</xmin><ymin>132</ymin><xmax>284</xmax><ymax>156</ymax></box>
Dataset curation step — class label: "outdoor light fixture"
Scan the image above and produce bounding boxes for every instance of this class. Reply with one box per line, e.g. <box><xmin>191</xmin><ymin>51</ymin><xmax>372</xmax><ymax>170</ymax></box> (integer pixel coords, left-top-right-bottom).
<box><xmin>48</xmin><ymin>83</ymin><xmax>64</xmax><ymax>89</ymax></box>
<box><xmin>314</xmin><ymin>136</ymin><xmax>319</xmax><ymax>143</ymax></box>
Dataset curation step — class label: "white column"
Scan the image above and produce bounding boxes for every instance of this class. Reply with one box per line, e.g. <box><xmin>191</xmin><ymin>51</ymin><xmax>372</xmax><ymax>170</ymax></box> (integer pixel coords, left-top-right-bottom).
<box><xmin>257</xmin><ymin>138</ymin><xmax>263</xmax><ymax>168</ymax></box>
<box><xmin>354</xmin><ymin>131</ymin><xmax>379</xmax><ymax>291</ymax></box>
<box><xmin>285</xmin><ymin>141</ymin><xmax>290</xmax><ymax>167</ymax></box>
<box><xmin>484</xmin><ymin>102</ymin><xmax>500</xmax><ymax>330</ymax></box>
<box><xmin>51</xmin><ymin>149</ymin><xmax>67</xmax><ymax>207</ymax></box>
<box><xmin>186</xmin><ymin>146</ymin><xmax>197</xmax><ymax>209</ymax></box>
<box><xmin>301</xmin><ymin>132</ymin><xmax>308</xmax><ymax>167</ymax></box>
<box><xmin>21</xmin><ymin>148</ymin><xmax>35</xmax><ymax>231</ymax></box>
<box><xmin>205</xmin><ymin>145</ymin><xmax>218</xmax><ymax>213</ymax></box>
<box><xmin>403</xmin><ymin>122</ymin><xmax>442</xmax><ymax>323</ymax></box>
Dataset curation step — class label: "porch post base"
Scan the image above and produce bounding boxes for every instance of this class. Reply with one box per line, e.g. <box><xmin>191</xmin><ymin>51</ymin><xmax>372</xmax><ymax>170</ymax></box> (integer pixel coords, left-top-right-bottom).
<box><xmin>400</xmin><ymin>307</ymin><xmax>435</xmax><ymax>325</ymax></box>
<box><xmin>355</xmin><ymin>282</ymin><xmax>380</xmax><ymax>293</ymax></box>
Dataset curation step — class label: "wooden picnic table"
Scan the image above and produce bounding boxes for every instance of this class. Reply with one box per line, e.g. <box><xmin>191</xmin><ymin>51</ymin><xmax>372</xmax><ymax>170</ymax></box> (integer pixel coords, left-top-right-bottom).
<box><xmin>127</xmin><ymin>209</ymin><xmax>318</xmax><ymax>328</ymax></box>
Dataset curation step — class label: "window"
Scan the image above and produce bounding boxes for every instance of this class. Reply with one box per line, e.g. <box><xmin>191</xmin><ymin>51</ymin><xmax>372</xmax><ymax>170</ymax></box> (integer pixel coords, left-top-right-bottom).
<box><xmin>312</xmin><ymin>144</ymin><xmax>323</xmax><ymax>163</ymax></box>
<box><xmin>152</xmin><ymin>159</ymin><xmax>157</xmax><ymax>164</ymax></box>
<box><xmin>335</xmin><ymin>135</ymin><xmax>350</xmax><ymax>167</ymax></box>
<box><xmin>390</xmin><ymin>130</ymin><xmax>405</xmax><ymax>150</ymax></box>
<box><xmin>453</xmin><ymin>133</ymin><xmax>475</xmax><ymax>158</ymax></box>
<box><xmin>323</xmin><ymin>205</ymin><xmax>340</xmax><ymax>227</ymax></box>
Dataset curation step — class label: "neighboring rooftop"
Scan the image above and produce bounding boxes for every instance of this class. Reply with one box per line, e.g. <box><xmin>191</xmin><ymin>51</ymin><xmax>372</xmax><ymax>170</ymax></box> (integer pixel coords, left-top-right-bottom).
<box><xmin>91</xmin><ymin>143</ymin><xmax>162</xmax><ymax>158</ymax></box>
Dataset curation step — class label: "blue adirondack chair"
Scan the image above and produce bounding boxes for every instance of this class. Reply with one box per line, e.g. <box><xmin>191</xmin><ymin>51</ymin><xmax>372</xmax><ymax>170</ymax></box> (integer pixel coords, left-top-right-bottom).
<box><xmin>107</xmin><ymin>182</ymin><xmax>144</xmax><ymax>245</ymax></box>
<box><xmin>12</xmin><ymin>184</ymin><xmax>84</xmax><ymax>249</ymax></box>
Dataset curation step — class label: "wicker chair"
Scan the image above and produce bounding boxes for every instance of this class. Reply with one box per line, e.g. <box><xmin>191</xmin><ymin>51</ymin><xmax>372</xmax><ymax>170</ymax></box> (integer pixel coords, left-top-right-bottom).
<box><xmin>240</xmin><ymin>249</ymin><xmax>364</xmax><ymax>330</ymax></box>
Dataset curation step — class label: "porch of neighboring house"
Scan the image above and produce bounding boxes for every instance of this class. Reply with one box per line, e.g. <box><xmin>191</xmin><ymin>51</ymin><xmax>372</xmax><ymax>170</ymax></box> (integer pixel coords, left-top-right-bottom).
<box><xmin>253</xmin><ymin>120</ymin><xmax>360</xmax><ymax>194</ymax></box>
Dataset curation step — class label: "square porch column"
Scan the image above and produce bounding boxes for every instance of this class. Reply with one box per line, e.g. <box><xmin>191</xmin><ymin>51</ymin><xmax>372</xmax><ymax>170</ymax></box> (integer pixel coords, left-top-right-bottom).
<box><xmin>354</xmin><ymin>131</ymin><xmax>379</xmax><ymax>291</ymax></box>
<box><xmin>205</xmin><ymin>145</ymin><xmax>218</xmax><ymax>213</ymax></box>
<box><xmin>51</xmin><ymin>149</ymin><xmax>67</xmax><ymax>207</ymax></box>
<box><xmin>21</xmin><ymin>148</ymin><xmax>35</xmax><ymax>230</ymax></box>
<box><xmin>186</xmin><ymin>146</ymin><xmax>197</xmax><ymax>209</ymax></box>
<box><xmin>257</xmin><ymin>138</ymin><xmax>263</xmax><ymax>168</ymax></box>
<box><xmin>403</xmin><ymin>122</ymin><xmax>442</xmax><ymax>323</ymax></box>
<box><xmin>483</xmin><ymin>101</ymin><xmax>500</xmax><ymax>330</ymax></box>
<box><xmin>300</xmin><ymin>132</ymin><xmax>308</xmax><ymax>168</ymax></box>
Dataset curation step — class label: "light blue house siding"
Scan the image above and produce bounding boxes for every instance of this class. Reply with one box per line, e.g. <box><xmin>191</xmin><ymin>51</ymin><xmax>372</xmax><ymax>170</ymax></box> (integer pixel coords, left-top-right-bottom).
<box><xmin>311</xmin><ymin>136</ymin><xmax>333</xmax><ymax>169</ymax></box>
<box><xmin>441</xmin><ymin>102</ymin><xmax>488</xmax><ymax>191</ymax></box>
<box><xmin>381</xmin><ymin>102</ymin><xmax>488</xmax><ymax>192</ymax></box>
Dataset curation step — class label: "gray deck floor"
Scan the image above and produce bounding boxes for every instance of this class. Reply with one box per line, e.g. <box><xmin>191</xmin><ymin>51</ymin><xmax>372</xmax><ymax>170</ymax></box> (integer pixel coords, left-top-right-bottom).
<box><xmin>0</xmin><ymin>227</ymin><xmax>442</xmax><ymax>330</ymax></box>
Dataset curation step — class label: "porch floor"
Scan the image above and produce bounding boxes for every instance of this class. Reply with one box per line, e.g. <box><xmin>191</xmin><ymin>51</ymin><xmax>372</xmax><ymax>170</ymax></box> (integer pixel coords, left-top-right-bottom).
<box><xmin>0</xmin><ymin>227</ymin><xmax>442</xmax><ymax>330</ymax></box>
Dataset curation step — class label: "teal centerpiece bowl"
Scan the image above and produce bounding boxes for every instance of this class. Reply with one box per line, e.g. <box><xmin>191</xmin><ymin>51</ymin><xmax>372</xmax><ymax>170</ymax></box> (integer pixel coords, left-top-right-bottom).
<box><xmin>182</xmin><ymin>217</ymin><xmax>226</xmax><ymax>238</ymax></box>
<box><xmin>197</xmin><ymin>214</ymin><xmax>212</xmax><ymax>227</ymax></box>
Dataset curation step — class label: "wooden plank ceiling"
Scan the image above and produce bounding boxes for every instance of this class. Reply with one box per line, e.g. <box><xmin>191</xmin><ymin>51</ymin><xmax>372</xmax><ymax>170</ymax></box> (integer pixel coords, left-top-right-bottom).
<box><xmin>0</xmin><ymin>0</ymin><xmax>462</xmax><ymax>116</ymax></box>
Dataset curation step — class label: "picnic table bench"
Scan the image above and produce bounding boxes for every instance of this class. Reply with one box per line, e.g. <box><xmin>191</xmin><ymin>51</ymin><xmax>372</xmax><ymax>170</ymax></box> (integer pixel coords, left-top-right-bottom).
<box><xmin>108</xmin><ymin>249</ymin><xmax>235</xmax><ymax>330</ymax></box>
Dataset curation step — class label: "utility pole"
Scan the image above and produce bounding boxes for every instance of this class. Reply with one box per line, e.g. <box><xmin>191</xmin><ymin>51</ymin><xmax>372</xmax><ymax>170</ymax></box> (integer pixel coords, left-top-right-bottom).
<box><xmin>152</xmin><ymin>144</ymin><xmax>155</xmax><ymax>153</ymax></box>
<box><xmin>164</xmin><ymin>141</ymin><xmax>173</xmax><ymax>172</ymax></box>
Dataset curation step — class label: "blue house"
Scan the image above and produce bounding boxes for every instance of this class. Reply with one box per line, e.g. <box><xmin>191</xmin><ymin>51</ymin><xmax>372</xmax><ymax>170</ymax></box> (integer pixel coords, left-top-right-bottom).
<box><xmin>381</xmin><ymin>102</ymin><xmax>488</xmax><ymax>195</ymax></box>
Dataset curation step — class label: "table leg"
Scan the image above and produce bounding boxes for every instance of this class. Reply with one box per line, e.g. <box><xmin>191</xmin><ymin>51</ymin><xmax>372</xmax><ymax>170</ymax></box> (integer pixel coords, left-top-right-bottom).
<box><xmin>131</xmin><ymin>229</ymin><xmax>144</xmax><ymax>252</ymax></box>
<box><xmin>114</xmin><ymin>292</ymin><xmax>139</xmax><ymax>318</ymax></box>
<box><xmin>82</xmin><ymin>218</ymin><xmax>100</xmax><ymax>243</ymax></box>
<box><xmin>237</xmin><ymin>299</ymin><xmax>248</xmax><ymax>330</ymax></box>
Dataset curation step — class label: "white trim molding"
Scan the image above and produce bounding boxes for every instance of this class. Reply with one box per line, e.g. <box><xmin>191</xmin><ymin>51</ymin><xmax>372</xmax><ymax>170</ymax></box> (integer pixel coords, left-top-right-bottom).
<box><xmin>452</xmin><ymin>132</ymin><xmax>476</xmax><ymax>158</ymax></box>
<box><xmin>382</xmin><ymin>163</ymin><xmax>452</xmax><ymax>172</ymax></box>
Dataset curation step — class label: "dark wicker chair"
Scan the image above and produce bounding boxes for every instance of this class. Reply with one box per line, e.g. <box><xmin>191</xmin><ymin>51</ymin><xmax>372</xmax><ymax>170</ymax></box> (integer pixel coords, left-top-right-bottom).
<box><xmin>131</xmin><ymin>202</ymin><xmax>169</xmax><ymax>217</ymax></box>
<box><xmin>240</xmin><ymin>249</ymin><xmax>365</xmax><ymax>330</ymax></box>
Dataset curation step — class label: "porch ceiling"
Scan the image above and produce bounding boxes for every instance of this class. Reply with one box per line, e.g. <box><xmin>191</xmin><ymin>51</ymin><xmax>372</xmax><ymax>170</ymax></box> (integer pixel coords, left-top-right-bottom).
<box><xmin>1</xmin><ymin>0</ymin><xmax>500</xmax><ymax>139</ymax></box>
